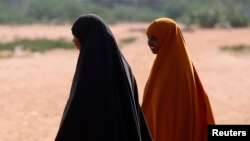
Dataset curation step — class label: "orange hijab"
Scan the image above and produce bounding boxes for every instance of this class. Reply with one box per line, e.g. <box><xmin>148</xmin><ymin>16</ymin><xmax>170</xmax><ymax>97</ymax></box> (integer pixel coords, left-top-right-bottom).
<box><xmin>141</xmin><ymin>18</ymin><xmax>215</xmax><ymax>141</ymax></box>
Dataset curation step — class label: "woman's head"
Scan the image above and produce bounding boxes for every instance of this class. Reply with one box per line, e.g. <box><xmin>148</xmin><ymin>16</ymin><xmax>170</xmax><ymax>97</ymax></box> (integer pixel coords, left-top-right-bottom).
<box><xmin>146</xmin><ymin>18</ymin><xmax>177</xmax><ymax>54</ymax></box>
<box><xmin>71</xmin><ymin>14</ymin><xmax>105</xmax><ymax>50</ymax></box>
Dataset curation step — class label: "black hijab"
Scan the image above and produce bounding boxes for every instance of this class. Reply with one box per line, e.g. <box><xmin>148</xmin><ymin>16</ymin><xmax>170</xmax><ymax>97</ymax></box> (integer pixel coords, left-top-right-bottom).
<box><xmin>55</xmin><ymin>14</ymin><xmax>151</xmax><ymax>141</ymax></box>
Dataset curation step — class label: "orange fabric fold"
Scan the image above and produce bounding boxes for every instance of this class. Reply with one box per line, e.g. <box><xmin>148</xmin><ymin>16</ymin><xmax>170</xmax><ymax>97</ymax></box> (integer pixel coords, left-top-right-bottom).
<box><xmin>142</xmin><ymin>18</ymin><xmax>215</xmax><ymax>141</ymax></box>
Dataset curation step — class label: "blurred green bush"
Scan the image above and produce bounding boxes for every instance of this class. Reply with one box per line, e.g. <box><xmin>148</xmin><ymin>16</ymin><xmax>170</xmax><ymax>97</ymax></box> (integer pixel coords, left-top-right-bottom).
<box><xmin>0</xmin><ymin>0</ymin><xmax>249</xmax><ymax>28</ymax></box>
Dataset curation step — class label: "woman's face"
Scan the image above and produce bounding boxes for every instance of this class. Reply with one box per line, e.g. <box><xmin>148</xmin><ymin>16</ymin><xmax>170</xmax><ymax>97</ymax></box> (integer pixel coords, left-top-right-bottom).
<box><xmin>147</xmin><ymin>35</ymin><xmax>159</xmax><ymax>54</ymax></box>
<box><xmin>72</xmin><ymin>36</ymin><xmax>81</xmax><ymax>50</ymax></box>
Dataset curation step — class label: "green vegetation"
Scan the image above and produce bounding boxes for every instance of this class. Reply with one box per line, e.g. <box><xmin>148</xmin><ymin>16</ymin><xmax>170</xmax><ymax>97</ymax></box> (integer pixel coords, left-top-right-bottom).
<box><xmin>220</xmin><ymin>44</ymin><xmax>250</xmax><ymax>54</ymax></box>
<box><xmin>0</xmin><ymin>0</ymin><xmax>249</xmax><ymax>28</ymax></box>
<box><xmin>118</xmin><ymin>37</ymin><xmax>137</xmax><ymax>48</ymax></box>
<box><xmin>119</xmin><ymin>37</ymin><xmax>137</xmax><ymax>45</ymax></box>
<box><xmin>0</xmin><ymin>39</ymin><xmax>74</xmax><ymax>52</ymax></box>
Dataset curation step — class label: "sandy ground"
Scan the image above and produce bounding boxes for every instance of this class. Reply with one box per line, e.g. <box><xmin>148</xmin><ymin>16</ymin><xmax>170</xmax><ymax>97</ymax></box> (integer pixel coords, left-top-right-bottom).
<box><xmin>0</xmin><ymin>23</ymin><xmax>250</xmax><ymax>141</ymax></box>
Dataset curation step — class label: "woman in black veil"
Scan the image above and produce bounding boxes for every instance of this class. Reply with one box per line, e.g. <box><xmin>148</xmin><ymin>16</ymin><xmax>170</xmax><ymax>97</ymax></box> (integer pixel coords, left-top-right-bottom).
<box><xmin>54</xmin><ymin>14</ymin><xmax>152</xmax><ymax>141</ymax></box>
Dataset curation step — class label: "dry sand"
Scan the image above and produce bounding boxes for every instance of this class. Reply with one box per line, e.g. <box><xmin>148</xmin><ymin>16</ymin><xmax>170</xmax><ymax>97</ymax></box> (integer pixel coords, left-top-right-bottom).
<box><xmin>0</xmin><ymin>23</ymin><xmax>250</xmax><ymax>141</ymax></box>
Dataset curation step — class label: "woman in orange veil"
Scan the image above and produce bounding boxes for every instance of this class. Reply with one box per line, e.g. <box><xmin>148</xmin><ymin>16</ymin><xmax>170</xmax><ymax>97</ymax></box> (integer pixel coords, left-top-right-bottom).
<box><xmin>141</xmin><ymin>18</ymin><xmax>215</xmax><ymax>141</ymax></box>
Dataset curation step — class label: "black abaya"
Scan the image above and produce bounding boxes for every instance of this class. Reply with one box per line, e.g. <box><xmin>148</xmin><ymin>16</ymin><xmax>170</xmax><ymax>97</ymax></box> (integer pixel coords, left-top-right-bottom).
<box><xmin>55</xmin><ymin>14</ymin><xmax>152</xmax><ymax>141</ymax></box>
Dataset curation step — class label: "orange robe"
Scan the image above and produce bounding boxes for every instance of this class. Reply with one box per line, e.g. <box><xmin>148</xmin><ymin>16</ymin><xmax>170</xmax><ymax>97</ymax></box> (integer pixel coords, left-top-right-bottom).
<box><xmin>142</xmin><ymin>18</ymin><xmax>215</xmax><ymax>141</ymax></box>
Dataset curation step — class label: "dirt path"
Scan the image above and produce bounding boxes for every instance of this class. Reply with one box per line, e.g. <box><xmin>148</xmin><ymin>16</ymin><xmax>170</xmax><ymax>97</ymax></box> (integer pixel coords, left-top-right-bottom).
<box><xmin>0</xmin><ymin>23</ymin><xmax>250</xmax><ymax>141</ymax></box>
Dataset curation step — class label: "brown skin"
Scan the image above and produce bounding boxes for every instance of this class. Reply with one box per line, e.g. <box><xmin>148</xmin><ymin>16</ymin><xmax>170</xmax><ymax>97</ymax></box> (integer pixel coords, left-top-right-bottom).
<box><xmin>72</xmin><ymin>36</ymin><xmax>81</xmax><ymax>50</ymax></box>
<box><xmin>147</xmin><ymin>35</ymin><xmax>159</xmax><ymax>54</ymax></box>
